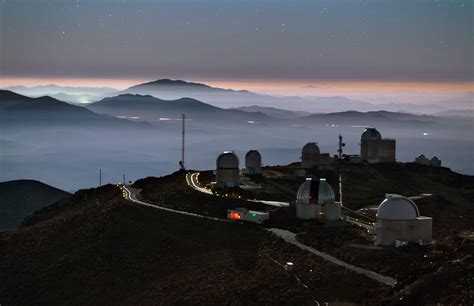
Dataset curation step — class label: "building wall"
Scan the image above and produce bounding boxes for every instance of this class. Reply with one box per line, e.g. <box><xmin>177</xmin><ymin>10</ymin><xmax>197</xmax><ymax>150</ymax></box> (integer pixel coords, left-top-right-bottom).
<box><xmin>243</xmin><ymin>165</ymin><xmax>262</xmax><ymax>175</ymax></box>
<box><xmin>361</xmin><ymin>139</ymin><xmax>396</xmax><ymax>163</ymax></box>
<box><xmin>216</xmin><ymin>169</ymin><xmax>240</xmax><ymax>188</ymax></box>
<box><xmin>301</xmin><ymin>153</ymin><xmax>320</xmax><ymax>169</ymax></box>
<box><xmin>318</xmin><ymin>153</ymin><xmax>333</xmax><ymax>169</ymax></box>
<box><xmin>323</xmin><ymin>203</ymin><xmax>341</xmax><ymax>221</ymax></box>
<box><xmin>296</xmin><ymin>203</ymin><xmax>320</xmax><ymax>219</ymax></box>
<box><xmin>375</xmin><ymin>217</ymin><xmax>432</xmax><ymax>245</ymax></box>
<box><xmin>430</xmin><ymin>158</ymin><xmax>442</xmax><ymax>167</ymax></box>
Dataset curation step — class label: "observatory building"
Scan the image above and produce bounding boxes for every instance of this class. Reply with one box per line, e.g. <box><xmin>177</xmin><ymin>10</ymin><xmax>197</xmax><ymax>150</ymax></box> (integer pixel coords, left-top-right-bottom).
<box><xmin>360</xmin><ymin>128</ymin><xmax>396</xmax><ymax>163</ymax></box>
<box><xmin>295</xmin><ymin>178</ymin><xmax>341</xmax><ymax>221</ymax></box>
<box><xmin>215</xmin><ymin>151</ymin><xmax>240</xmax><ymax>188</ymax></box>
<box><xmin>301</xmin><ymin>142</ymin><xmax>320</xmax><ymax>169</ymax></box>
<box><xmin>243</xmin><ymin>150</ymin><xmax>262</xmax><ymax>175</ymax></box>
<box><xmin>375</xmin><ymin>194</ymin><xmax>432</xmax><ymax>246</ymax></box>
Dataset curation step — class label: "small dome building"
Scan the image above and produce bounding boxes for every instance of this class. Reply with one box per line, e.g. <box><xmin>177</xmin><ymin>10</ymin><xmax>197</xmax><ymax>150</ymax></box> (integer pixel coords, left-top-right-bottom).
<box><xmin>375</xmin><ymin>194</ymin><xmax>432</xmax><ymax>245</ymax></box>
<box><xmin>360</xmin><ymin>128</ymin><xmax>396</xmax><ymax>163</ymax></box>
<box><xmin>361</xmin><ymin>128</ymin><xmax>382</xmax><ymax>141</ymax></box>
<box><xmin>414</xmin><ymin>154</ymin><xmax>442</xmax><ymax>167</ymax></box>
<box><xmin>243</xmin><ymin>150</ymin><xmax>262</xmax><ymax>175</ymax></box>
<box><xmin>295</xmin><ymin>178</ymin><xmax>340</xmax><ymax>220</ymax></box>
<box><xmin>215</xmin><ymin>151</ymin><xmax>240</xmax><ymax>188</ymax></box>
<box><xmin>301</xmin><ymin>142</ymin><xmax>320</xmax><ymax>169</ymax></box>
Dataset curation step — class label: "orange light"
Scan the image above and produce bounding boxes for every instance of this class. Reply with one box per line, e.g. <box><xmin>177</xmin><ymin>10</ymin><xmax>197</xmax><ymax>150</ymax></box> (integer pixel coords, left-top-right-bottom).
<box><xmin>230</xmin><ymin>212</ymin><xmax>241</xmax><ymax>219</ymax></box>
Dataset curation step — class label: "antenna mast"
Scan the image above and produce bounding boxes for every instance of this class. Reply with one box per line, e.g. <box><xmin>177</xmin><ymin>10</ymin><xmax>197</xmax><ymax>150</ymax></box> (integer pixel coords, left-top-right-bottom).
<box><xmin>180</xmin><ymin>114</ymin><xmax>185</xmax><ymax>170</ymax></box>
<box><xmin>338</xmin><ymin>134</ymin><xmax>345</xmax><ymax>159</ymax></box>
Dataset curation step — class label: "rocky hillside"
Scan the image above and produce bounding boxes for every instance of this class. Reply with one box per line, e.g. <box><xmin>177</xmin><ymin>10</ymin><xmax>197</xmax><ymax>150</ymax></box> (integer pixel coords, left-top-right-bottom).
<box><xmin>0</xmin><ymin>163</ymin><xmax>472</xmax><ymax>304</ymax></box>
<box><xmin>0</xmin><ymin>182</ymin><xmax>388</xmax><ymax>305</ymax></box>
<box><xmin>0</xmin><ymin>179</ymin><xmax>70</xmax><ymax>231</ymax></box>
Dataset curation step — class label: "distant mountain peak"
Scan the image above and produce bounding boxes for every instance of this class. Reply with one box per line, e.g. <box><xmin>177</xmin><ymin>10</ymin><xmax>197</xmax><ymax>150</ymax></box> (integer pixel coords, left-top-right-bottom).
<box><xmin>138</xmin><ymin>79</ymin><xmax>212</xmax><ymax>88</ymax></box>
<box><xmin>115</xmin><ymin>93</ymin><xmax>154</xmax><ymax>99</ymax></box>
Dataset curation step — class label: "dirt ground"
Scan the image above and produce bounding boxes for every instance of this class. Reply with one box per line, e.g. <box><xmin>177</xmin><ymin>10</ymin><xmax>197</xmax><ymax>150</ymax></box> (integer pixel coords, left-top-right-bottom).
<box><xmin>1</xmin><ymin>162</ymin><xmax>473</xmax><ymax>304</ymax></box>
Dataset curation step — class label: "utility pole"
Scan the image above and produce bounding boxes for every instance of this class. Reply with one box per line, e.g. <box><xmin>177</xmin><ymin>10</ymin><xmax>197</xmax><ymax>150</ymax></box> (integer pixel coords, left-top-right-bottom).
<box><xmin>179</xmin><ymin>113</ymin><xmax>186</xmax><ymax>170</ymax></box>
<box><xmin>99</xmin><ymin>168</ymin><xmax>102</xmax><ymax>187</ymax></box>
<box><xmin>337</xmin><ymin>134</ymin><xmax>345</xmax><ymax>206</ymax></box>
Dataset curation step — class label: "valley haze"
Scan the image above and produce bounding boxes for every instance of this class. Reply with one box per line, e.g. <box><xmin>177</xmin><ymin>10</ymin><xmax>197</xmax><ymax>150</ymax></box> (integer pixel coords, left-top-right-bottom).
<box><xmin>1</xmin><ymin>79</ymin><xmax>473</xmax><ymax>191</ymax></box>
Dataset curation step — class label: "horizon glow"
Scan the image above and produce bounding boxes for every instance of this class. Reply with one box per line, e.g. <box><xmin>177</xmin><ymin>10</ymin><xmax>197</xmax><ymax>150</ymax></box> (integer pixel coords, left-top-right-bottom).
<box><xmin>1</xmin><ymin>77</ymin><xmax>472</xmax><ymax>106</ymax></box>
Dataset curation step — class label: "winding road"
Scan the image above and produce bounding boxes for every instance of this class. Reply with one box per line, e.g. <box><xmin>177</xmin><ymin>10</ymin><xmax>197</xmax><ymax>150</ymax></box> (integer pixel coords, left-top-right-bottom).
<box><xmin>121</xmin><ymin>184</ymin><xmax>230</xmax><ymax>222</ymax></box>
<box><xmin>119</xmin><ymin>176</ymin><xmax>397</xmax><ymax>287</ymax></box>
<box><xmin>188</xmin><ymin>172</ymin><xmax>290</xmax><ymax>207</ymax></box>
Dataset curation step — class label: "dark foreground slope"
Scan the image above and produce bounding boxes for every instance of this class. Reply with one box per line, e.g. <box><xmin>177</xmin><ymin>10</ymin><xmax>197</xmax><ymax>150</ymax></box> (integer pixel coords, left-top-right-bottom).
<box><xmin>0</xmin><ymin>179</ymin><xmax>389</xmax><ymax>305</ymax></box>
<box><xmin>1</xmin><ymin>166</ymin><xmax>472</xmax><ymax>304</ymax></box>
<box><xmin>0</xmin><ymin>179</ymin><xmax>70</xmax><ymax>231</ymax></box>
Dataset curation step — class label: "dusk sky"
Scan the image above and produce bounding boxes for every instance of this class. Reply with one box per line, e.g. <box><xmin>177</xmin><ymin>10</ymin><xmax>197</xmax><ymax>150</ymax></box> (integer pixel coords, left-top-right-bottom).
<box><xmin>1</xmin><ymin>0</ymin><xmax>473</xmax><ymax>97</ymax></box>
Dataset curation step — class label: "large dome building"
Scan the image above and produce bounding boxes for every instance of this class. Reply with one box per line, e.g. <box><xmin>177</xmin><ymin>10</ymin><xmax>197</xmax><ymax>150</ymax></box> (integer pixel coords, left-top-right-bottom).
<box><xmin>360</xmin><ymin>128</ymin><xmax>396</xmax><ymax>163</ymax></box>
<box><xmin>295</xmin><ymin>178</ymin><xmax>340</xmax><ymax>220</ymax></box>
<box><xmin>375</xmin><ymin>194</ymin><xmax>432</xmax><ymax>245</ymax></box>
<box><xmin>243</xmin><ymin>150</ymin><xmax>262</xmax><ymax>175</ymax></box>
<box><xmin>301</xmin><ymin>142</ymin><xmax>321</xmax><ymax>169</ymax></box>
<box><xmin>215</xmin><ymin>151</ymin><xmax>240</xmax><ymax>188</ymax></box>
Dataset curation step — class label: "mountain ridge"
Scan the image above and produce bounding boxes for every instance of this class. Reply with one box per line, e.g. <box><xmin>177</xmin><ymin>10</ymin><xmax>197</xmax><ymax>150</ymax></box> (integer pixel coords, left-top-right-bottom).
<box><xmin>0</xmin><ymin>90</ymin><xmax>149</xmax><ymax>127</ymax></box>
<box><xmin>87</xmin><ymin>93</ymin><xmax>274</xmax><ymax>122</ymax></box>
<box><xmin>0</xmin><ymin>179</ymin><xmax>70</xmax><ymax>231</ymax></box>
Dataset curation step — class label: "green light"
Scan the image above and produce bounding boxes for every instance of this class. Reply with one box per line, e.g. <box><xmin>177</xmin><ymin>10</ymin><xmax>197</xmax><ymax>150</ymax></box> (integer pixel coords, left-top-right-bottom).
<box><xmin>252</xmin><ymin>213</ymin><xmax>256</xmax><ymax>217</ymax></box>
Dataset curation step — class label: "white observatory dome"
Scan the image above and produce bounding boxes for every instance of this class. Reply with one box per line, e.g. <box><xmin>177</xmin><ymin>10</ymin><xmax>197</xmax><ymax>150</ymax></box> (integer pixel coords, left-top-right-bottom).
<box><xmin>296</xmin><ymin>178</ymin><xmax>335</xmax><ymax>205</ymax></box>
<box><xmin>302</xmin><ymin>142</ymin><xmax>320</xmax><ymax>155</ymax></box>
<box><xmin>376</xmin><ymin>194</ymin><xmax>420</xmax><ymax>220</ymax></box>
<box><xmin>361</xmin><ymin>128</ymin><xmax>382</xmax><ymax>141</ymax></box>
<box><xmin>245</xmin><ymin>150</ymin><xmax>261</xmax><ymax>168</ymax></box>
<box><xmin>216</xmin><ymin>151</ymin><xmax>239</xmax><ymax>169</ymax></box>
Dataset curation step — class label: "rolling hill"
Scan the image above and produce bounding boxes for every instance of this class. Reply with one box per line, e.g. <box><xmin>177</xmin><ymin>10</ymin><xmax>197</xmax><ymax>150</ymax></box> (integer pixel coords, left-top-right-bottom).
<box><xmin>87</xmin><ymin>94</ymin><xmax>274</xmax><ymax>123</ymax></box>
<box><xmin>121</xmin><ymin>79</ymin><xmax>458</xmax><ymax>114</ymax></box>
<box><xmin>231</xmin><ymin>105</ymin><xmax>311</xmax><ymax>119</ymax></box>
<box><xmin>121</xmin><ymin>79</ymin><xmax>373</xmax><ymax>112</ymax></box>
<box><xmin>433</xmin><ymin>109</ymin><xmax>474</xmax><ymax>118</ymax></box>
<box><xmin>0</xmin><ymin>179</ymin><xmax>70</xmax><ymax>231</ymax></box>
<box><xmin>294</xmin><ymin>110</ymin><xmax>470</xmax><ymax>128</ymax></box>
<box><xmin>0</xmin><ymin>90</ymin><xmax>148</xmax><ymax>127</ymax></box>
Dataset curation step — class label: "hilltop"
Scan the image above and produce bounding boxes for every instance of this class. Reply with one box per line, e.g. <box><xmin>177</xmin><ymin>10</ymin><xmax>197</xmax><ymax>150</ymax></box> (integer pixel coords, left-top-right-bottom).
<box><xmin>0</xmin><ymin>179</ymin><xmax>70</xmax><ymax>231</ymax></box>
<box><xmin>0</xmin><ymin>163</ymin><xmax>472</xmax><ymax>304</ymax></box>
